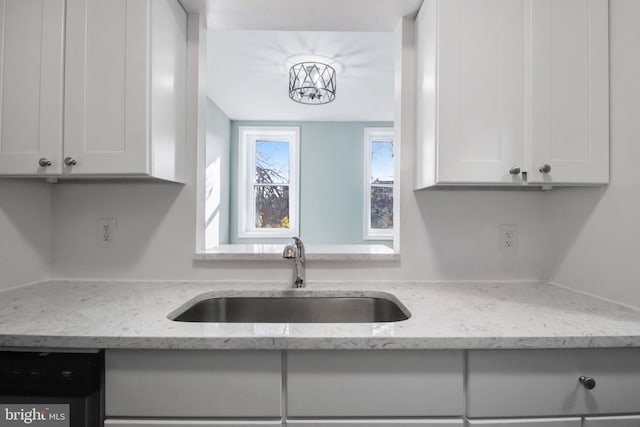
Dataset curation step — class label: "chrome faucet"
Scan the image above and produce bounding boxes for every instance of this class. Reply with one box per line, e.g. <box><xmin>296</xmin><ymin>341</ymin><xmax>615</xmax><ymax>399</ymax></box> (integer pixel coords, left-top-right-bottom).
<box><xmin>282</xmin><ymin>237</ymin><xmax>306</xmax><ymax>288</ymax></box>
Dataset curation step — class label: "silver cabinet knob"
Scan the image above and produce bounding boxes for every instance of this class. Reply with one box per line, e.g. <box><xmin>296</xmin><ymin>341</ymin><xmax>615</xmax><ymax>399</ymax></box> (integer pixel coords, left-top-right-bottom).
<box><xmin>539</xmin><ymin>164</ymin><xmax>552</xmax><ymax>174</ymax></box>
<box><xmin>509</xmin><ymin>166</ymin><xmax>521</xmax><ymax>175</ymax></box>
<box><xmin>38</xmin><ymin>158</ymin><xmax>52</xmax><ymax>167</ymax></box>
<box><xmin>579</xmin><ymin>376</ymin><xmax>596</xmax><ymax>390</ymax></box>
<box><xmin>64</xmin><ymin>157</ymin><xmax>77</xmax><ymax>166</ymax></box>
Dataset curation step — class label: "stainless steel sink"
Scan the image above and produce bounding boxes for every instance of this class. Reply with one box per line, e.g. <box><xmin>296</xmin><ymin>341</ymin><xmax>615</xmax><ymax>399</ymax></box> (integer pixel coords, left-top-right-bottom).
<box><xmin>169</xmin><ymin>294</ymin><xmax>410</xmax><ymax>323</ymax></box>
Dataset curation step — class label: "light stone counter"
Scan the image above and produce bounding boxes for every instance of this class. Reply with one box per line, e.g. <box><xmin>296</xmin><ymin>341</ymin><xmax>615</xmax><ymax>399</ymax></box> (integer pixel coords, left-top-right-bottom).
<box><xmin>1</xmin><ymin>280</ymin><xmax>640</xmax><ymax>350</ymax></box>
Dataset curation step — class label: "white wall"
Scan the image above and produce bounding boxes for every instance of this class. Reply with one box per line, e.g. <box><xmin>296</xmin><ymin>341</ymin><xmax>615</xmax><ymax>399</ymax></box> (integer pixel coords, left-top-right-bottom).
<box><xmin>0</xmin><ymin>180</ymin><xmax>51</xmax><ymax>289</ymax></box>
<box><xmin>205</xmin><ymin>97</ymin><xmax>230</xmax><ymax>247</ymax></box>
<box><xmin>544</xmin><ymin>0</ymin><xmax>640</xmax><ymax>308</ymax></box>
<box><xmin>49</xmin><ymin>185</ymin><xmax>545</xmax><ymax>282</ymax></box>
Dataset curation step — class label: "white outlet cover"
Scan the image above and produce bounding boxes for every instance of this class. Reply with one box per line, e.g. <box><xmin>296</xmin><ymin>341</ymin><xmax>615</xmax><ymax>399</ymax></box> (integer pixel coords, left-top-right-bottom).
<box><xmin>499</xmin><ymin>224</ymin><xmax>518</xmax><ymax>254</ymax></box>
<box><xmin>98</xmin><ymin>219</ymin><xmax>117</xmax><ymax>248</ymax></box>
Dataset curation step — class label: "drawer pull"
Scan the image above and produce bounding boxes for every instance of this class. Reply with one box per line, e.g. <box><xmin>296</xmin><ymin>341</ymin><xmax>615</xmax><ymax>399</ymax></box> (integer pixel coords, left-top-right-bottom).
<box><xmin>579</xmin><ymin>376</ymin><xmax>596</xmax><ymax>390</ymax></box>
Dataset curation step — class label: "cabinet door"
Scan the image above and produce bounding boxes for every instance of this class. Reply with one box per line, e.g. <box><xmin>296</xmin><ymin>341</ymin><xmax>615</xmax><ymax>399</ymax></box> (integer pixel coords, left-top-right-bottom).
<box><xmin>105</xmin><ymin>350</ymin><xmax>282</xmax><ymax>418</ymax></box>
<box><xmin>584</xmin><ymin>416</ymin><xmax>640</xmax><ymax>427</ymax></box>
<box><xmin>468</xmin><ymin>419</ymin><xmax>581</xmax><ymax>427</ymax></box>
<box><xmin>287</xmin><ymin>350</ymin><xmax>463</xmax><ymax>417</ymax></box>
<box><xmin>64</xmin><ymin>0</ymin><xmax>149</xmax><ymax>176</ymax></box>
<box><xmin>0</xmin><ymin>0</ymin><xmax>64</xmax><ymax>176</ymax></box>
<box><xmin>105</xmin><ymin>421</ymin><xmax>282</xmax><ymax>427</ymax></box>
<box><xmin>468</xmin><ymin>348</ymin><xmax>640</xmax><ymax>418</ymax></box>
<box><xmin>436</xmin><ymin>0</ymin><xmax>525</xmax><ymax>184</ymax></box>
<box><xmin>528</xmin><ymin>0</ymin><xmax>609</xmax><ymax>184</ymax></box>
<box><xmin>288</xmin><ymin>421</ymin><xmax>463</xmax><ymax>427</ymax></box>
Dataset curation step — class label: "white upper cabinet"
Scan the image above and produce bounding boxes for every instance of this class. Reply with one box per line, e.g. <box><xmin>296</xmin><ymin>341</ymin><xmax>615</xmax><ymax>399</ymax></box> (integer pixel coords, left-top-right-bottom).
<box><xmin>528</xmin><ymin>0</ymin><xmax>609</xmax><ymax>185</ymax></box>
<box><xmin>0</xmin><ymin>0</ymin><xmax>65</xmax><ymax>176</ymax></box>
<box><xmin>415</xmin><ymin>0</ymin><xmax>609</xmax><ymax>188</ymax></box>
<box><xmin>0</xmin><ymin>0</ymin><xmax>187</xmax><ymax>181</ymax></box>
<box><xmin>416</xmin><ymin>0</ymin><xmax>525</xmax><ymax>186</ymax></box>
<box><xmin>64</xmin><ymin>0</ymin><xmax>186</xmax><ymax>181</ymax></box>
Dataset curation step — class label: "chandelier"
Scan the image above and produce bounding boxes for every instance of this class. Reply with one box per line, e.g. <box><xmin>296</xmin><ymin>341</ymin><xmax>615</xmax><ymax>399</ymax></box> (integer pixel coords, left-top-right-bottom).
<box><xmin>288</xmin><ymin>62</ymin><xmax>336</xmax><ymax>105</ymax></box>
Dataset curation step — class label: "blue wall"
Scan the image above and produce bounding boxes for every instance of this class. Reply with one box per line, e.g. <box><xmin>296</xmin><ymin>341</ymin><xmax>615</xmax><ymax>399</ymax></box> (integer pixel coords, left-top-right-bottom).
<box><xmin>229</xmin><ymin>121</ymin><xmax>393</xmax><ymax>245</ymax></box>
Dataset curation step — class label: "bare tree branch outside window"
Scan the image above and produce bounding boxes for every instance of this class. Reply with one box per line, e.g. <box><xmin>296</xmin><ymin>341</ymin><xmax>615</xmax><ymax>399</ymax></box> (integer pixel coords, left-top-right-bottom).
<box><xmin>254</xmin><ymin>143</ymin><xmax>290</xmax><ymax>229</ymax></box>
<box><xmin>370</xmin><ymin>140</ymin><xmax>394</xmax><ymax>230</ymax></box>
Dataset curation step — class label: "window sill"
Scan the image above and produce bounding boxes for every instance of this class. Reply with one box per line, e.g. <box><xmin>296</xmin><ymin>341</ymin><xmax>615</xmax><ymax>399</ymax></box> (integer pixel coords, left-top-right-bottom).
<box><xmin>194</xmin><ymin>244</ymin><xmax>399</xmax><ymax>261</ymax></box>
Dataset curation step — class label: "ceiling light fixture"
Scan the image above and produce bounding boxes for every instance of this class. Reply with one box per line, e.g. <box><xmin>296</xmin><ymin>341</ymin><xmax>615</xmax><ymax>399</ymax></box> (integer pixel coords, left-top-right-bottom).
<box><xmin>288</xmin><ymin>62</ymin><xmax>336</xmax><ymax>105</ymax></box>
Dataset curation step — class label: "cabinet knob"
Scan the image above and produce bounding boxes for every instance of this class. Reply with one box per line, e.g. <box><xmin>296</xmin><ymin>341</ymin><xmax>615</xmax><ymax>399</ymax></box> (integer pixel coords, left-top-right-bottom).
<box><xmin>539</xmin><ymin>164</ymin><xmax>552</xmax><ymax>174</ymax></box>
<box><xmin>38</xmin><ymin>158</ymin><xmax>52</xmax><ymax>167</ymax></box>
<box><xmin>64</xmin><ymin>157</ymin><xmax>77</xmax><ymax>166</ymax></box>
<box><xmin>579</xmin><ymin>376</ymin><xmax>596</xmax><ymax>390</ymax></box>
<box><xmin>509</xmin><ymin>166</ymin><xmax>521</xmax><ymax>176</ymax></box>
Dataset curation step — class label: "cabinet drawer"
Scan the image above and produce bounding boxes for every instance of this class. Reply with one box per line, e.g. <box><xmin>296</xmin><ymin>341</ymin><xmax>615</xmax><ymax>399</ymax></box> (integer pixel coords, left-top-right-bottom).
<box><xmin>468</xmin><ymin>349</ymin><xmax>640</xmax><ymax>417</ymax></box>
<box><xmin>286</xmin><ymin>350</ymin><xmax>463</xmax><ymax>417</ymax></box>
<box><xmin>468</xmin><ymin>419</ymin><xmax>581</xmax><ymax>427</ymax></box>
<box><xmin>106</xmin><ymin>421</ymin><xmax>282</xmax><ymax>427</ymax></box>
<box><xmin>584</xmin><ymin>416</ymin><xmax>640</xmax><ymax>427</ymax></box>
<box><xmin>287</xmin><ymin>421</ymin><xmax>463</xmax><ymax>427</ymax></box>
<box><xmin>105</xmin><ymin>350</ymin><xmax>281</xmax><ymax>417</ymax></box>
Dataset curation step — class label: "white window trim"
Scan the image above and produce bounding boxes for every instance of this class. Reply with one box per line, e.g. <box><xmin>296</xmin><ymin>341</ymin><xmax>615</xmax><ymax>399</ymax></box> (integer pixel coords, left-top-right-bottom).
<box><xmin>238</xmin><ymin>126</ymin><xmax>300</xmax><ymax>239</ymax></box>
<box><xmin>364</xmin><ymin>127</ymin><xmax>395</xmax><ymax>240</ymax></box>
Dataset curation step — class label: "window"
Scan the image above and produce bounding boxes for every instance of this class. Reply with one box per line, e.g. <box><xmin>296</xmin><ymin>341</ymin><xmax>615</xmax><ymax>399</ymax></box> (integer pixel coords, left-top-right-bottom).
<box><xmin>238</xmin><ymin>126</ymin><xmax>300</xmax><ymax>238</ymax></box>
<box><xmin>364</xmin><ymin>127</ymin><xmax>394</xmax><ymax>240</ymax></box>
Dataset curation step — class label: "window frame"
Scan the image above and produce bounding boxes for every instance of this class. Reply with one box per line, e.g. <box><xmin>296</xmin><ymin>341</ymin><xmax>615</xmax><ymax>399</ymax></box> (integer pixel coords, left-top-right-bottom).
<box><xmin>237</xmin><ymin>126</ymin><xmax>300</xmax><ymax>239</ymax></box>
<box><xmin>364</xmin><ymin>127</ymin><xmax>395</xmax><ymax>240</ymax></box>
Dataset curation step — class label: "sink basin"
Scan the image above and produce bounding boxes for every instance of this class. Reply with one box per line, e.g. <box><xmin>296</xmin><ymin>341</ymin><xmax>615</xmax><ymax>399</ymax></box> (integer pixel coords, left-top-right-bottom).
<box><xmin>169</xmin><ymin>293</ymin><xmax>410</xmax><ymax>323</ymax></box>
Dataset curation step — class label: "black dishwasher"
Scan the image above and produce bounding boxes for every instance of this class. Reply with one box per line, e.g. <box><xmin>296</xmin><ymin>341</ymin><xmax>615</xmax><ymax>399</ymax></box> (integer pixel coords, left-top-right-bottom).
<box><xmin>0</xmin><ymin>351</ymin><xmax>103</xmax><ymax>427</ymax></box>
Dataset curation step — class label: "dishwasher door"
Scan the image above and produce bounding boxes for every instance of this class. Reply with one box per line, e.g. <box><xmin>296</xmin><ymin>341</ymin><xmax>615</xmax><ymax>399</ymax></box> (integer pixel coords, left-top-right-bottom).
<box><xmin>0</xmin><ymin>351</ymin><xmax>103</xmax><ymax>427</ymax></box>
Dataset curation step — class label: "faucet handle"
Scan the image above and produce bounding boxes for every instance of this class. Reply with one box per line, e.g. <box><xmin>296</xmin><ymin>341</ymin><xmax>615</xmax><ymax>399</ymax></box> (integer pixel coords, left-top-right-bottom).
<box><xmin>282</xmin><ymin>243</ymin><xmax>296</xmax><ymax>259</ymax></box>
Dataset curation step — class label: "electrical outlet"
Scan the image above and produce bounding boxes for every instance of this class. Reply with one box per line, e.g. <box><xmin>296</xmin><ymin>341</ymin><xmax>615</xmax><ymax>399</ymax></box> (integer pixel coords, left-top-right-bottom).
<box><xmin>98</xmin><ymin>219</ymin><xmax>117</xmax><ymax>248</ymax></box>
<box><xmin>499</xmin><ymin>224</ymin><xmax>518</xmax><ymax>254</ymax></box>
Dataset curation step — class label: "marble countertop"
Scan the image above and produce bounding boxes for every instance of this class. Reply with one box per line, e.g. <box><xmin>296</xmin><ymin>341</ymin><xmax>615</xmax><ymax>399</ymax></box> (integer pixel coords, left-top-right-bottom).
<box><xmin>1</xmin><ymin>280</ymin><xmax>640</xmax><ymax>350</ymax></box>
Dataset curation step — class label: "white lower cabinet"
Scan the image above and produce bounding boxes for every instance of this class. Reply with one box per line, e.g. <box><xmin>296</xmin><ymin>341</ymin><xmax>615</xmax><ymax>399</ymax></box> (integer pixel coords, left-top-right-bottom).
<box><xmin>105</xmin><ymin>350</ymin><xmax>282</xmax><ymax>418</ymax></box>
<box><xmin>104</xmin><ymin>349</ymin><xmax>640</xmax><ymax>426</ymax></box>
<box><xmin>467</xmin><ymin>349</ymin><xmax>640</xmax><ymax>418</ymax></box>
<box><xmin>469</xmin><ymin>416</ymin><xmax>640</xmax><ymax>427</ymax></box>
<box><xmin>467</xmin><ymin>419</ymin><xmax>581</xmax><ymax>427</ymax></box>
<box><xmin>104</xmin><ymin>422</ymin><xmax>465</xmax><ymax>427</ymax></box>
<box><xmin>105</xmin><ymin>422</ymin><xmax>282</xmax><ymax>427</ymax></box>
<box><xmin>286</xmin><ymin>350</ymin><xmax>464</xmax><ymax>417</ymax></box>
<box><xmin>583</xmin><ymin>416</ymin><xmax>640</xmax><ymax>426</ymax></box>
<box><xmin>287</xmin><ymin>422</ymin><xmax>463</xmax><ymax>427</ymax></box>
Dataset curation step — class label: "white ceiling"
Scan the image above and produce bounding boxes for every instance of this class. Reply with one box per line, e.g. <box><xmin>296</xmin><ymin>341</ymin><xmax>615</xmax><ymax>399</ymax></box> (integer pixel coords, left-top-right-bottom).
<box><xmin>179</xmin><ymin>0</ymin><xmax>423</xmax><ymax>31</ymax></box>
<box><xmin>181</xmin><ymin>0</ymin><xmax>424</xmax><ymax>121</ymax></box>
<box><xmin>207</xmin><ymin>30</ymin><xmax>395</xmax><ymax>121</ymax></box>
